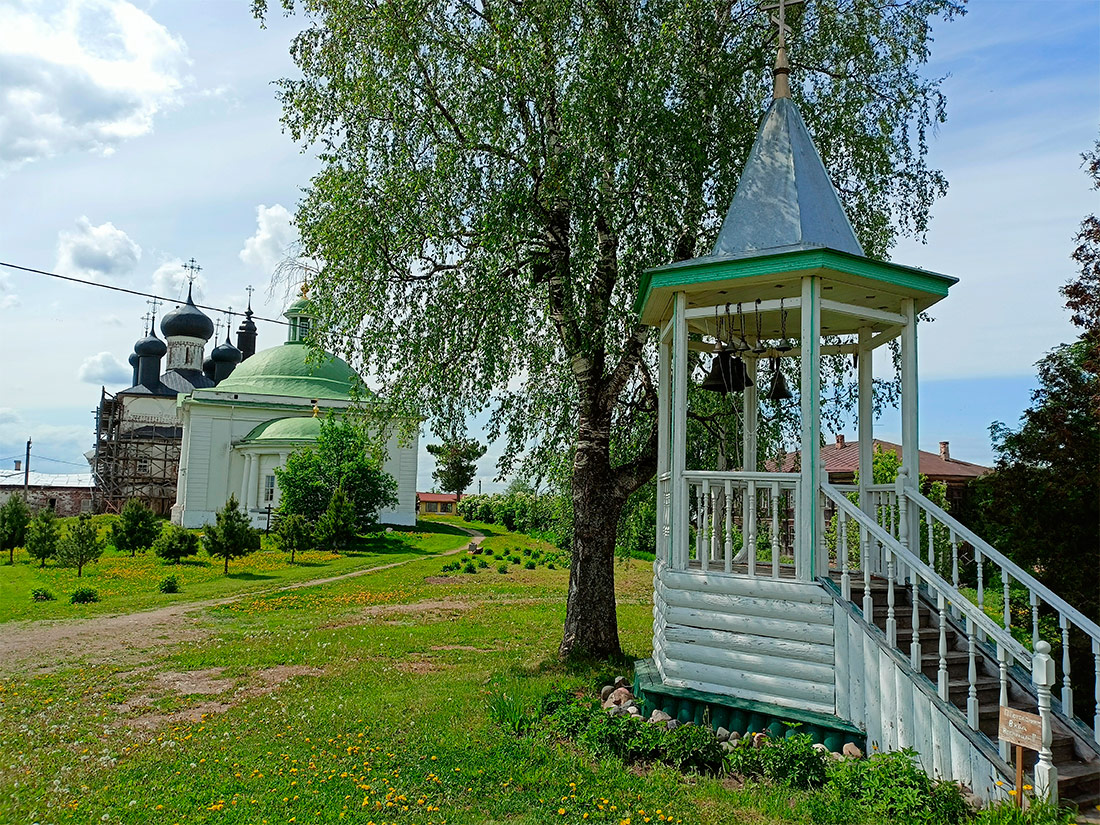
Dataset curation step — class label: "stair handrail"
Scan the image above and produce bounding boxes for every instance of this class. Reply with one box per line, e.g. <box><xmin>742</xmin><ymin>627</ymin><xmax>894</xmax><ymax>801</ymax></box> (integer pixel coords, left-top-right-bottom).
<box><xmin>903</xmin><ymin>487</ymin><xmax>1100</xmax><ymax>644</ymax></box>
<box><xmin>821</xmin><ymin>481</ymin><xmax>1030</xmax><ymax>666</ymax></box>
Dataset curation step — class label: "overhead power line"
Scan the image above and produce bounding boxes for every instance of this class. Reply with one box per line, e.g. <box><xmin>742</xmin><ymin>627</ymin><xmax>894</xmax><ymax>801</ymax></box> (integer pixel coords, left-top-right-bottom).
<box><xmin>0</xmin><ymin>260</ymin><xmax>292</xmax><ymax>327</ymax></box>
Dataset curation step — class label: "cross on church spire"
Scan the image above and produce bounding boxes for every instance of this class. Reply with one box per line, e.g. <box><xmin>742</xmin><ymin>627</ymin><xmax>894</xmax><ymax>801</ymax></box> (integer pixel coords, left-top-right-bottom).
<box><xmin>141</xmin><ymin>311</ymin><xmax>153</xmax><ymax>335</ymax></box>
<box><xmin>761</xmin><ymin>0</ymin><xmax>803</xmax><ymax>99</ymax></box>
<box><xmin>245</xmin><ymin>285</ymin><xmax>255</xmax><ymax>312</ymax></box>
<box><xmin>146</xmin><ymin>297</ymin><xmax>162</xmax><ymax>329</ymax></box>
<box><xmin>182</xmin><ymin>258</ymin><xmax>202</xmax><ymax>283</ymax></box>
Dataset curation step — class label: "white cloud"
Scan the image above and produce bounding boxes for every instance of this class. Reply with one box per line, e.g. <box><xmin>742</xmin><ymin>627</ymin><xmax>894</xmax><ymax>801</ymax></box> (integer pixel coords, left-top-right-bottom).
<box><xmin>56</xmin><ymin>216</ymin><xmax>141</xmax><ymax>282</ymax></box>
<box><xmin>0</xmin><ymin>0</ymin><xmax>189</xmax><ymax>173</ymax></box>
<box><xmin>0</xmin><ymin>407</ymin><xmax>91</xmax><ymax>471</ymax></box>
<box><xmin>0</xmin><ymin>272</ymin><xmax>17</xmax><ymax>310</ymax></box>
<box><xmin>151</xmin><ymin>259</ymin><xmax>205</xmax><ymax>302</ymax></box>
<box><xmin>77</xmin><ymin>351</ymin><xmax>131</xmax><ymax>385</ymax></box>
<box><xmin>239</xmin><ymin>204</ymin><xmax>296</xmax><ymax>275</ymax></box>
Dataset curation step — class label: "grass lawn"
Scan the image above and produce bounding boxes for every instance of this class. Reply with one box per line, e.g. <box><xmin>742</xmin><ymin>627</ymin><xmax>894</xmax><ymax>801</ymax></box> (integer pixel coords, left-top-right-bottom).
<box><xmin>0</xmin><ymin>519</ymin><xmax>471</xmax><ymax>623</ymax></box>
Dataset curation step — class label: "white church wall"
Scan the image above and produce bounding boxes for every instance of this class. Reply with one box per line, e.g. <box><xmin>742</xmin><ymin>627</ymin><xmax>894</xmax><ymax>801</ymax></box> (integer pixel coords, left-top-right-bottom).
<box><xmin>119</xmin><ymin>395</ymin><xmax>178</xmax><ymax>429</ymax></box>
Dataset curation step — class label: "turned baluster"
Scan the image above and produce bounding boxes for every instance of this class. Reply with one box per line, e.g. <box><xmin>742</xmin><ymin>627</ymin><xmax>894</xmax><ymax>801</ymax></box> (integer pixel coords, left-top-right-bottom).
<box><xmin>886</xmin><ymin>547</ymin><xmax>897</xmax><ymax>648</ymax></box>
<box><xmin>862</xmin><ymin>523</ymin><xmax>874</xmax><ymax>619</ymax></box>
<box><xmin>1059</xmin><ymin>615</ymin><xmax>1073</xmax><ymax>718</ymax></box>
<box><xmin>770</xmin><ymin>482</ymin><xmax>780</xmax><ymax>579</ymax></box>
<box><xmin>966</xmin><ymin>616</ymin><xmax>979</xmax><ymax>730</ymax></box>
<box><xmin>937</xmin><ymin>593</ymin><xmax>949</xmax><ymax>702</ymax></box>
<box><xmin>723</xmin><ymin>479</ymin><xmax>733</xmax><ymax>573</ymax></box>
<box><xmin>839</xmin><ymin>510</ymin><xmax>850</xmax><ymax>601</ymax></box>
<box><xmin>998</xmin><ymin>644</ymin><xmax>1010</xmax><ymax>762</ymax></box>
<box><xmin>909</xmin><ymin>568</ymin><xmax>922</xmax><ymax>670</ymax></box>
<box><xmin>699</xmin><ymin>481</ymin><xmax>709</xmax><ymax>571</ymax></box>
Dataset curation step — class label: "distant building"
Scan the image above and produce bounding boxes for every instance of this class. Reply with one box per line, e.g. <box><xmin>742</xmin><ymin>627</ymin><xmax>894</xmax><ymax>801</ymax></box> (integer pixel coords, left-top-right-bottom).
<box><xmin>417</xmin><ymin>492</ymin><xmax>462</xmax><ymax>515</ymax></box>
<box><xmin>0</xmin><ymin>462</ymin><xmax>94</xmax><ymax>516</ymax></box>
<box><xmin>774</xmin><ymin>436</ymin><xmax>990</xmax><ymax>508</ymax></box>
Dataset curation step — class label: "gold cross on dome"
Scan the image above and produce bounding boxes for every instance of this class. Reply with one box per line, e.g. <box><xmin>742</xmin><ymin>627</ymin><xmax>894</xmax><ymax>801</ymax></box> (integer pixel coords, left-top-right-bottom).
<box><xmin>761</xmin><ymin>0</ymin><xmax>804</xmax><ymax>50</ymax></box>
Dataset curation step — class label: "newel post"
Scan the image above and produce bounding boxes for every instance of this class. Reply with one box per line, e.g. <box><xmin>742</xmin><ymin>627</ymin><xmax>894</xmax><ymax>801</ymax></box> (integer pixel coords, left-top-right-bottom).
<box><xmin>1032</xmin><ymin>640</ymin><xmax>1059</xmax><ymax>804</ymax></box>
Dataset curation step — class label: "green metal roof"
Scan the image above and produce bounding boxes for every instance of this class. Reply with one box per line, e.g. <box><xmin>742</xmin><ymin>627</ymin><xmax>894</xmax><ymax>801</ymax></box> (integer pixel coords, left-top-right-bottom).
<box><xmin>284</xmin><ymin>298</ymin><xmax>313</xmax><ymax>317</ymax></box>
<box><xmin>241</xmin><ymin>416</ymin><xmax>321</xmax><ymax>444</ymax></box>
<box><xmin>213</xmin><ymin>343</ymin><xmax>364</xmax><ymax>400</ymax></box>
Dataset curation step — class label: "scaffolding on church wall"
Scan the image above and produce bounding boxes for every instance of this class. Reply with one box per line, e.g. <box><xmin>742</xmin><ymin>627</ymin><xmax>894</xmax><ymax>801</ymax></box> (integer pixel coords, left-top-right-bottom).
<box><xmin>92</xmin><ymin>388</ymin><xmax>181</xmax><ymax>516</ymax></box>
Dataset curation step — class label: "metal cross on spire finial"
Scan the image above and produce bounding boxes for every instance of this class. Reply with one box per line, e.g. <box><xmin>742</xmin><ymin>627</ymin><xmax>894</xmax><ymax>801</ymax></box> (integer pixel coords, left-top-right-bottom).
<box><xmin>761</xmin><ymin>0</ymin><xmax>803</xmax><ymax>99</ymax></box>
<box><xmin>225</xmin><ymin>307</ymin><xmax>233</xmax><ymax>342</ymax></box>
<box><xmin>146</xmin><ymin>297</ymin><xmax>162</xmax><ymax>328</ymax></box>
<box><xmin>214</xmin><ymin>318</ymin><xmax>222</xmax><ymax>341</ymax></box>
<box><xmin>182</xmin><ymin>257</ymin><xmax>202</xmax><ymax>283</ymax></box>
<box><xmin>245</xmin><ymin>285</ymin><xmax>255</xmax><ymax>311</ymax></box>
<box><xmin>141</xmin><ymin>310</ymin><xmax>153</xmax><ymax>335</ymax></box>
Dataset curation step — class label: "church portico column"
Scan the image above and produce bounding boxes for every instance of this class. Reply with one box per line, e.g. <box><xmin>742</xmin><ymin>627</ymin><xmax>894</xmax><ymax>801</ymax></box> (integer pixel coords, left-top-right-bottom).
<box><xmin>240</xmin><ymin>453</ymin><xmax>253</xmax><ymax>507</ymax></box>
<box><xmin>247</xmin><ymin>452</ymin><xmax>261</xmax><ymax>511</ymax></box>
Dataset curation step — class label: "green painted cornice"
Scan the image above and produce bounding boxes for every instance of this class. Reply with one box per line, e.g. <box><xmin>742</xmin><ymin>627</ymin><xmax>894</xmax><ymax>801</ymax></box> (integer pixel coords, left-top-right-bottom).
<box><xmin>635</xmin><ymin>247</ymin><xmax>958</xmax><ymax>323</ymax></box>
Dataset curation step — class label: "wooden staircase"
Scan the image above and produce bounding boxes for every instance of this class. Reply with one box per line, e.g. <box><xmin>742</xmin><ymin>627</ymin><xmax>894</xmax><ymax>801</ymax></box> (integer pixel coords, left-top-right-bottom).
<box><xmin>848</xmin><ymin>576</ymin><xmax>1100</xmax><ymax>813</ymax></box>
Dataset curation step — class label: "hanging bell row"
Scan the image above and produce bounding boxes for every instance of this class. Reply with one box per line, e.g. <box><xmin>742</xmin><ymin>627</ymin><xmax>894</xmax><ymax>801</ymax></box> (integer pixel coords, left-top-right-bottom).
<box><xmin>701</xmin><ymin>348</ymin><xmax>793</xmax><ymax>401</ymax></box>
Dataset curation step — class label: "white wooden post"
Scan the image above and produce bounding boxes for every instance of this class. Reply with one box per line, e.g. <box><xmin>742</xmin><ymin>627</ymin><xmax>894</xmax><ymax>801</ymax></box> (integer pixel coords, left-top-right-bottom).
<box><xmin>743</xmin><ymin>356</ymin><xmax>758</xmax><ymax>472</ymax></box>
<box><xmin>671</xmin><ymin>292</ymin><xmax>689</xmax><ymax>569</ymax></box>
<box><xmin>900</xmin><ymin>298</ymin><xmax>919</xmax><ymax>553</ymax></box>
<box><xmin>1032</xmin><ymin>640</ymin><xmax>1059</xmax><ymax>804</ymax></box>
<box><xmin>799</xmin><ymin>276</ymin><xmax>821</xmax><ymax>581</ymax></box>
<box><xmin>656</xmin><ymin>338</ymin><xmax>670</xmax><ymax>562</ymax></box>
<box><xmin>858</xmin><ymin>327</ymin><xmax>875</xmax><ymax>573</ymax></box>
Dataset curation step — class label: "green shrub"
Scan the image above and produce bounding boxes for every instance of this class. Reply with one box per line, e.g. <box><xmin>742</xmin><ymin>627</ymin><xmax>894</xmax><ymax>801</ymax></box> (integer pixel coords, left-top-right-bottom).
<box><xmin>26</xmin><ymin>508</ymin><xmax>60</xmax><ymax>567</ymax></box>
<box><xmin>158</xmin><ymin>575</ymin><xmax>180</xmax><ymax>594</ymax></box>
<box><xmin>661</xmin><ymin>723</ymin><xmax>724</xmax><ymax>775</ymax></box>
<box><xmin>274</xmin><ymin>512</ymin><xmax>313</xmax><ymax>563</ymax></box>
<box><xmin>522</xmin><ymin>547</ymin><xmax>531</xmax><ymax>556</ymax></box>
<box><xmin>510</xmin><ymin>556</ymin><xmax>520</xmax><ymax>565</ymax></box>
<box><xmin>497</xmin><ymin>563</ymin><xmax>509</xmax><ymax>574</ymax></box>
<box><xmin>825</xmin><ymin>749</ymin><xmax>969</xmax><ymax>825</ymax></box>
<box><xmin>462</xmin><ymin>561</ymin><xmax>477</xmax><ymax>574</ymax></box>
<box><xmin>153</xmin><ymin>524</ymin><xmax>200</xmax><ymax>564</ymax></box>
<box><xmin>58</xmin><ymin>514</ymin><xmax>103</xmax><ymax>576</ymax></box>
<box><xmin>31</xmin><ymin>587</ymin><xmax>55</xmax><ymax>602</ymax></box>
<box><xmin>524</xmin><ymin>560</ymin><xmax>536</xmax><ymax>570</ymax></box>
<box><xmin>726</xmin><ymin>732</ymin><xmax>828</xmax><ymax>789</ymax></box>
<box><xmin>70</xmin><ymin>586</ymin><xmax>99</xmax><ymax>604</ymax></box>
<box><xmin>547</xmin><ymin>562</ymin><xmax>556</xmax><ymax>569</ymax></box>
<box><xmin>974</xmin><ymin>799</ymin><xmax>1076</xmax><ymax>825</ymax></box>
<box><xmin>476</xmin><ymin>558</ymin><xmax>488</xmax><ymax>568</ymax></box>
<box><xmin>203</xmin><ymin>495</ymin><xmax>259</xmax><ymax>574</ymax></box>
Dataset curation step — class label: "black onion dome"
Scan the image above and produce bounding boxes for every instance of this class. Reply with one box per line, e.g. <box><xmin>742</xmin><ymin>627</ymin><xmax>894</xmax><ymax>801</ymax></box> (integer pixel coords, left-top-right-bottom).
<box><xmin>202</xmin><ymin>355</ymin><xmax>216</xmax><ymax>380</ymax></box>
<box><xmin>134</xmin><ymin>332</ymin><xmax>167</xmax><ymax>357</ymax></box>
<box><xmin>128</xmin><ymin>351</ymin><xmax>140</xmax><ymax>368</ymax></box>
<box><xmin>211</xmin><ymin>337</ymin><xmax>242</xmax><ymax>364</ymax></box>
<box><xmin>161</xmin><ymin>284</ymin><xmax>214</xmax><ymax>340</ymax></box>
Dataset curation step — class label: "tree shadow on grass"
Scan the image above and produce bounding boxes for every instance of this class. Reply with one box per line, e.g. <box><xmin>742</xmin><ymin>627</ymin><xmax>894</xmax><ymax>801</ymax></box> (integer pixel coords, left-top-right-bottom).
<box><xmin>175</xmin><ymin>558</ymin><xmax>211</xmax><ymax>568</ymax></box>
<box><xmin>226</xmin><ymin>572</ymin><xmax>277</xmax><ymax>581</ymax></box>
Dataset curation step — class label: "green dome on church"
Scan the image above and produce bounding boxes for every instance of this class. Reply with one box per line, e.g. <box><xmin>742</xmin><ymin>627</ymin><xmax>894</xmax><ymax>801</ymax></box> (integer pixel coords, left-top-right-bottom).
<box><xmin>241</xmin><ymin>416</ymin><xmax>322</xmax><ymax>444</ymax></box>
<box><xmin>213</xmin><ymin>343</ymin><xmax>363</xmax><ymax>400</ymax></box>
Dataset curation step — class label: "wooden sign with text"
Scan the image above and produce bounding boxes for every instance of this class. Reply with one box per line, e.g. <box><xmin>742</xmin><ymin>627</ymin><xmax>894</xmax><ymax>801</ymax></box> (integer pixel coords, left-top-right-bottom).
<box><xmin>998</xmin><ymin>706</ymin><xmax>1042</xmax><ymax>751</ymax></box>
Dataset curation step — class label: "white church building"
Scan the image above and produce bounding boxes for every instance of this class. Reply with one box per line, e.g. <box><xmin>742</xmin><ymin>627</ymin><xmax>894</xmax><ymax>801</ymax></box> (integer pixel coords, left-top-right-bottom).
<box><xmin>171</xmin><ymin>297</ymin><xmax>418</xmax><ymax>529</ymax></box>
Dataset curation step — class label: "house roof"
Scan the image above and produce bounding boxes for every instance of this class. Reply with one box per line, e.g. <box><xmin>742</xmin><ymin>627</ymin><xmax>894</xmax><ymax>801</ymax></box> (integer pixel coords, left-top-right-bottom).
<box><xmin>711</xmin><ymin>96</ymin><xmax>864</xmax><ymax>259</ymax></box>
<box><xmin>0</xmin><ymin>470</ymin><xmax>94</xmax><ymax>489</ymax></box>
<box><xmin>417</xmin><ymin>493</ymin><xmax>462</xmax><ymax>503</ymax></box>
<box><xmin>774</xmin><ymin>439</ymin><xmax>990</xmax><ymax>481</ymax></box>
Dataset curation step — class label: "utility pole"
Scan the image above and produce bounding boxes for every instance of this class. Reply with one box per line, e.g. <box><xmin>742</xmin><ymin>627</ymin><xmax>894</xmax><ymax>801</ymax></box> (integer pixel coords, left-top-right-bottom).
<box><xmin>23</xmin><ymin>438</ymin><xmax>30</xmax><ymax>495</ymax></box>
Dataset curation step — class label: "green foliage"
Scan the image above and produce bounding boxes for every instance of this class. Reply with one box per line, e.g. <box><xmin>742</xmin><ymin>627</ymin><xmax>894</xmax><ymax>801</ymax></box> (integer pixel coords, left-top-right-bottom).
<box><xmin>524</xmin><ymin>560</ymin><xmax>536</xmax><ymax>570</ymax></box>
<box><xmin>158</xmin><ymin>575</ymin><xmax>180</xmax><ymax>594</ymax></box>
<box><xmin>57</xmin><ymin>514</ymin><xmax>104</xmax><ymax>577</ymax></box>
<box><xmin>30</xmin><ymin>587</ymin><xmax>54</xmax><ymax>602</ymax></box>
<box><xmin>973</xmin><ymin>799</ymin><xmax>1076</xmax><ymax>825</ymax></box>
<box><xmin>25</xmin><ymin>508</ymin><xmax>60</xmax><ymax>568</ymax></box>
<box><xmin>462</xmin><ymin>561</ymin><xmax>477</xmax><ymax>574</ymax></box>
<box><xmin>476</xmin><ymin>558</ymin><xmax>488</xmax><ymax>569</ymax></box>
<box><xmin>661</xmin><ymin>722</ymin><xmax>724</xmax><ymax>775</ymax></box>
<box><xmin>966</xmin><ymin>340</ymin><xmax>1099</xmax><ymax>625</ymax></box>
<box><xmin>203</xmin><ymin>495</ymin><xmax>260</xmax><ymax>575</ymax></box>
<box><xmin>497</xmin><ymin>563</ymin><xmax>509</xmax><ymax>574</ymax></box>
<box><xmin>274</xmin><ymin>416</ymin><xmax>398</xmax><ymax>533</ymax></box>
<box><xmin>426</xmin><ymin>434</ymin><xmax>485</xmax><ymax>499</ymax></box>
<box><xmin>274</xmin><ymin>512</ymin><xmax>314</xmax><ymax>563</ymax></box>
<box><xmin>69</xmin><ymin>586</ymin><xmax>99</xmax><ymax>604</ymax></box>
<box><xmin>486</xmin><ymin>690</ymin><xmax>534</xmax><ymax>736</ymax></box>
<box><xmin>458</xmin><ymin>491</ymin><xmax>570</xmax><ymax>550</ymax></box>
<box><xmin>825</xmin><ymin>749</ymin><xmax>968</xmax><ymax>825</ymax></box>
<box><xmin>726</xmin><ymin>732</ymin><xmax>828</xmax><ymax>790</ymax></box>
<box><xmin>152</xmin><ymin>524</ymin><xmax>200</xmax><ymax>564</ymax></box>
<box><xmin>313</xmin><ymin>487</ymin><xmax>358</xmax><ymax>553</ymax></box>
<box><xmin>109</xmin><ymin>499</ymin><xmax>161</xmax><ymax>557</ymax></box>
<box><xmin>0</xmin><ymin>495</ymin><xmax>30</xmax><ymax>564</ymax></box>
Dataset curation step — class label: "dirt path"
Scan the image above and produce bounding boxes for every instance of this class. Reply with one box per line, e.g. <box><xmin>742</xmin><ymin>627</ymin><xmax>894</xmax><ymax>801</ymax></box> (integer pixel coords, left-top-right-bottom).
<box><xmin>0</xmin><ymin>526</ymin><xmax>485</xmax><ymax>677</ymax></box>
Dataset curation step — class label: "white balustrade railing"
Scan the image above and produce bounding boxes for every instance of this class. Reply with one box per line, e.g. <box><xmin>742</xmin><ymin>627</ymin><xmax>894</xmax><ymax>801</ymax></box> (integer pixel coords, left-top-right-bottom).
<box><xmin>904</xmin><ymin>486</ymin><xmax>1100</xmax><ymax>747</ymax></box>
<box><xmin>674</xmin><ymin>471</ymin><xmax>801</xmax><ymax>579</ymax></box>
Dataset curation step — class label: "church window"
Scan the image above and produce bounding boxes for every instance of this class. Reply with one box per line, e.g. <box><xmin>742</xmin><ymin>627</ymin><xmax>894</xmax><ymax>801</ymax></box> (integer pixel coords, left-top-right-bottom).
<box><xmin>426</xmin><ymin>501</ymin><xmax>438</xmax><ymax>513</ymax></box>
<box><xmin>263</xmin><ymin>475</ymin><xmax>276</xmax><ymax>503</ymax></box>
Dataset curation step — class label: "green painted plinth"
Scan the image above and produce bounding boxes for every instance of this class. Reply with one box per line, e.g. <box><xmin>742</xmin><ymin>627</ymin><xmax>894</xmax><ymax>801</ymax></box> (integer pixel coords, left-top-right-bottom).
<box><xmin>633</xmin><ymin>658</ymin><xmax>865</xmax><ymax>753</ymax></box>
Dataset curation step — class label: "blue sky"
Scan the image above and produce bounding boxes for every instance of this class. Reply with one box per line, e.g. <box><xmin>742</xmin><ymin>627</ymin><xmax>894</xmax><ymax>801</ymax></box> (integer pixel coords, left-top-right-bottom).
<box><xmin>0</xmin><ymin>0</ymin><xmax>1096</xmax><ymax>488</ymax></box>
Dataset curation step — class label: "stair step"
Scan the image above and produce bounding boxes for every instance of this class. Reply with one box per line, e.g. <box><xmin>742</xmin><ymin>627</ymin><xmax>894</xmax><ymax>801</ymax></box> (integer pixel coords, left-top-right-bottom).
<box><xmin>1056</xmin><ymin>760</ymin><xmax>1100</xmax><ymax>797</ymax></box>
